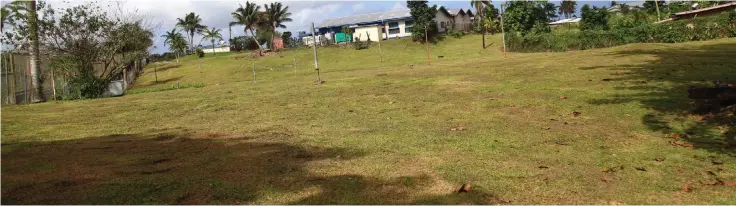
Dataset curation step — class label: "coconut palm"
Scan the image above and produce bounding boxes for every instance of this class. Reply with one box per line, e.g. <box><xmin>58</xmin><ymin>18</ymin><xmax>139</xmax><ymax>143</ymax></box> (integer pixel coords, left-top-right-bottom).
<box><xmin>176</xmin><ymin>12</ymin><xmax>207</xmax><ymax>53</ymax></box>
<box><xmin>230</xmin><ymin>1</ymin><xmax>264</xmax><ymax>51</ymax></box>
<box><xmin>201</xmin><ymin>27</ymin><xmax>223</xmax><ymax>56</ymax></box>
<box><xmin>264</xmin><ymin>2</ymin><xmax>292</xmax><ymax>49</ymax></box>
<box><xmin>470</xmin><ymin>0</ymin><xmax>491</xmax><ymax>48</ymax></box>
<box><xmin>559</xmin><ymin>0</ymin><xmax>578</xmax><ymax>19</ymax></box>
<box><xmin>161</xmin><ymin>28</ymin><xmax>185</xmax><ymax>62</ymax></box>
<box><xmin>171</xmin><ymin>35</ymin><xmax>187</xmax><ymax>58</ymax></box>
<box><xmin>27</xmin><ymin>0</ymin><xmax>44</xmax><ymax>102</ymax></box>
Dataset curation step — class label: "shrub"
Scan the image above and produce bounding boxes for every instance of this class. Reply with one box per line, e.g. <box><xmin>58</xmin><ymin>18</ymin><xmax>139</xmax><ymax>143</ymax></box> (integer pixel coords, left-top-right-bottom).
<box><xmin>353</xmin><ymin>38</ymin><xmax>371</xmax><ymax>50</ymax></box>
<box><xmin>196</xmin><ymin>48</ymin><xmax>205</xmax><ymax>58</ymax></box>
<box><xmin>446</xmin><ymin>28</ymin><xmax>465</xmax><ymax>38</ymax></box>
<box><xmin>507</xmin><ymin>11</ymin><xmax>736</xmax><ymax>52</ymax></box>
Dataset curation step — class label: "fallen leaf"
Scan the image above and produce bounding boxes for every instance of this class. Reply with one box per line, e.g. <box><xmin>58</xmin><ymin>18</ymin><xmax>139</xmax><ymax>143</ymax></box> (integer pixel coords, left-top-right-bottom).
<box><xmin>458</xmin><ymin>184</ymin><xmax>471</xmax><ymax>193</ymax></box>
<box><xmin>388</xmin><ymin>101</ymin><xmax>395</xmax><ymax>104</ymax></box>
<box><xmin>572</xmin><ymin>111</ymin><xmax>581</xmax><ymax>117</ymax></box>
<box><xmin>726</xmin><ymin>181</ymin><xmax>736</xmax><ymax>187</ymax></box>
<box><xmin>450</xmin><ymin>126</ymin><xmax>466</xmax><ymax>131</ymax></box>
<box><xmin>655</xmin><ymin>157</ymin><xmax>665</xmax><ymax>162</ymax></box>
<box><xmin>666</xmin><ymin>133</ymin><xmax>682</xmax><ymax>139</ymax></box>
<box><xmin>543</xmin><ymin>127</ymin><xmax>551</xmax><ymax>130</ymax></box>
<box><xmin>682</xmin><ymin>183</ymin><xmax>692</xmax><ymax>192</ymax></box>
<box><xmin>636</xmin><ymin>167</ymin><xmax>647</xmax><ymax>172</ymax></box>
<box><xmin>538</xmin><ymin>165</ymin><xmax>549</xmax><ymax>169</ymax></box>
<box><xmin>600</xmin><ymin>177</ymin><xmax>610</xmax><ymax>182</ymax></box>
<box><xmin>712</xmin><ymin>160</ymin><xmax>724</xmax><ymax>165</ymax></box>
<box><xmin>559</xmin><ymin>96</ymin><xmax>568</xmax><ymax>99</ymax></box>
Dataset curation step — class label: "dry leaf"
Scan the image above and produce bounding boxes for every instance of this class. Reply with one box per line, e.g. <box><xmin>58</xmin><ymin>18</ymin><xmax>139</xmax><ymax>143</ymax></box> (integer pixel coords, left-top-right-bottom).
<box><xmin>572</xmin><ymin>111</ymin><xmax>581</xmax><ymax>117</ymax></box>
<box><xmin>600</xmin><ymin>177</ymin><xmax>610</xmax><ymax>182</ymax></box>
<box><xmin>559</xmin><ymin>96</ymin><xmax>568</xmax><ymax>99</ymax></box>
<box><xmin>655</xmin><ymin>157</ymin><xmax>665</xmax><ymax>162</ymax></box>
<box><xmin>706</xmin><ymin>171</ymin><xmax>716</xmax><ymax>176</ymax></box>
<box><xmin>609</xmin><ymin>200</ymin><xmax>624</xmax><ymax>205</ymax></box>
<box><xmin>726</xmin><ymin>181</ymin><xmax>736</xmax><ymax>187</ymax></box>
<box><xmin>458</xmin><ymin>184</ymin><xmax>471</xmax><ymax>193</ymax></box>
<box><xmin>666</xmin><ymin>133</ymin><xmax>682</xmax><ymax>139</ymax></box>
<box><xmin>700</xmin><ymin>179</ymin><xmax>724</xmax><ymax>186</ymax></box>
<box><xmin>682</xmin><ymin>183</ymin><xmax>692</xmax><ymax>192</ymax></box>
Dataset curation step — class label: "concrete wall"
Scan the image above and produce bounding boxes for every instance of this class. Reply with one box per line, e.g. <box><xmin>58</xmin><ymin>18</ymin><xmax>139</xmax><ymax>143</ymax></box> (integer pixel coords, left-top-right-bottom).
<box><xmin>202</xmin><ymin>47</ymin><xmax>231</xmax><ymax>53</ymax></box>
<box><xmin>381</xmin><ymin>20</ymin><xmax>413</xmax><ymax>39</ymax></box>
<box><xmin>354</xmin><ymin>25</ymin><xmax>383</xmax><ymax>42</ymax></box>
<box><xmin>454</xmin><ymin>13</ymin><xmax>473</xmax><ymax>31</ymax></box>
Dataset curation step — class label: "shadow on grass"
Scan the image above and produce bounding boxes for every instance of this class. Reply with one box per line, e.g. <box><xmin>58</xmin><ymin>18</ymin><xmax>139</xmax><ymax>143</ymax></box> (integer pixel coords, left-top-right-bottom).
<box><xmin>151</xmin><ymin>63</ymin><xmax>181</xmax><ymax>73</ymax></box>
<box><xmin>146</xmin><ymin>77</ymin><xmax>183</xmax><ymax>86</ymax></box>
<box><xmin>1</xmin><ymin>130</ymin><xmax>501</xmax><ymax>204</ymax></box>
<box><xmin>582</xmin><ymin>42</ymin><xmax>736</xmax><ymax>155</ymax></box>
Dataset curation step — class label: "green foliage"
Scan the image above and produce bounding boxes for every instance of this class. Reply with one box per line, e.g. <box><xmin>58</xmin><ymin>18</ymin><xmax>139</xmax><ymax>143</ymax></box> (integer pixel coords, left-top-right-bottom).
<box><xmin>558</xmin><ymin>0</ymin><xmax>577</xmax><ymax>19</ymax></box>
<box><xmin>580</xmin><ymin>4</ymin><xmax>610</xmax><ymax>30</ymax></box>
<box><xmin>642</xmin><ymin>0</ymin><xmax>666</xmax><ymax>14</ymax></box>
<box><xmin>407</xmin><ymin>1</ymin><xmax>438</xmax><ymax>42</ymax></box>
<box><xmin>352</xmin><ymin>38</ymin><xmax>370</xmax><ymax>50</ymax></box>
<box><xmin>230</xmin><ymin>1</ymin><xmax>263</xmax><ymax>50</ymax></box>
<box><xmin>230</xmin><ymin>36</ymin><xmax>259</xmax><ymax>52</ymax></box>
<box><xmin>176</xmin><ymin>12</ymin><xmax>207</xmax><ymax>51</ymax></box>
<box><xmin>446</xmin><ymin>28</ymin><xmax>465</xmax><ymax>38</ymax></box>
<box><xmin>196</xmin><ymin>48</ymin><xmax>205</xmax><ymax>58</ymax></box>
<box><xmin>126</xmin><ymin>83</ymin><xmax>205</xmax><ymax>95</ymax></box>
<box><xmin>507</xmin><ymin>11</ymin><xmax>736</xmax><ymax>52</ymax></box>
<box><xmin>503</xmin><ymin>1</ymin><xmax>550</xmax><ymax>35</ymax></box>
<box><xmin>281</xmin><ymin>31</ymin><xmax>292</xmax><ymax>46</ymax></box>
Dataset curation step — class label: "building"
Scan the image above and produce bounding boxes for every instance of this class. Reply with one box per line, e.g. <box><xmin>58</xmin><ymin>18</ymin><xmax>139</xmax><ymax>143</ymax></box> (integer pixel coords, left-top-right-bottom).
<box><xmin>444</xmin><ymin>7</ymin><xmax>474</xmax><ymax>31</ymax></box>
<box><xmin>548</xmin><ymin>17</ymin><xmax>581</xmax><ymax>27</ymax></box>
<box><xmin>317</xmin><ymin>8</ymin><xmax>467</xmax><ymax>42</ymax></box>
<box><xmin>657</xmin><ymin>1</ymin><xmax>736</xmax><ymax>23</ymax></box>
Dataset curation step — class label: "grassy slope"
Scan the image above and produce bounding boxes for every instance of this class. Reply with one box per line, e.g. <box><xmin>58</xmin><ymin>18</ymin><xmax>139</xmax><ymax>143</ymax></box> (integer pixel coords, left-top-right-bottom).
<box><xmin>2</xmin><ymin>35</ymin><xmax>735</xmax><ymax>204</ymax></box>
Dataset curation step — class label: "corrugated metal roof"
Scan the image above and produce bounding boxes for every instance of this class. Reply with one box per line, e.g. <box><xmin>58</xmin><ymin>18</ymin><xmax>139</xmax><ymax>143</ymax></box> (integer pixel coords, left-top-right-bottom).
<box><xmin>673</xmin><ymin>1</ymin><xmax>736</xmax><ymax>16</ymax></box>
<box><xmin>446</xmin><ymin>8</ymin><xmax>461</xmax><ymax>16</ymax></box>
<box><xmin>317</xmin><ymin>9</ymin><xmax>412</xmax><ymax>28</ymax></box>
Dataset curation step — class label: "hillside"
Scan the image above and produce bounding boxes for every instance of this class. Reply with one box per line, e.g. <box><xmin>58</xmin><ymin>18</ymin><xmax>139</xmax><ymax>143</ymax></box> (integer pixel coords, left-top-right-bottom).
<box><xmin>2</xmin><ymin>35</ymin><xmax>735</xmax><ymax>204</ymax></box>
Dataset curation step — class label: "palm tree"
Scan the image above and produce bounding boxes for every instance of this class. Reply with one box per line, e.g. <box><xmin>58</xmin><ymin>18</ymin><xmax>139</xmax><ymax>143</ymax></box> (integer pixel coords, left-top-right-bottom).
<box><xmin>27</xmin><ymin>0</ymin><xmax>44</xmax><ymax>102</ymax></box>
<box><xmin>470</xmin><ymin>0</ymin><xmax>490</xmax><ymax>48</ymax></box>
<box><xmin>559</xmin><ymin>0</ymin><xmax>577</xmax><ymax>19</ymax></box>
<box><xmin>176</xmin><ymin>12</ymin><xmax>207</xmax><ymax>53</ymax></box>
<box><xmin>161</xmin><ymin>28</ymin><xmax>185</xmax><ymax>62</ymax></box>
<box><xmin>201</xmin><ymin>27</ymin><xmax>223</xmax><ymax>56</ymax></box>
<box><xmin>1</xmin><ymin>1</ymin><xmax>26</xmax><ymax>31</ymax></box>
<box><xmin>264</xmin><ymin>2</ymin><xmax>292</xmax><ymax>49</ymax></box>
<box><xmin>230</xmin><ymin>1</ymin><xmax>264</xmax><ymax>52</ymax></box>
<box><xmin>171</xmin><ymin>35</ymin><xmax>188</xmax><ymax>58</ymax></box>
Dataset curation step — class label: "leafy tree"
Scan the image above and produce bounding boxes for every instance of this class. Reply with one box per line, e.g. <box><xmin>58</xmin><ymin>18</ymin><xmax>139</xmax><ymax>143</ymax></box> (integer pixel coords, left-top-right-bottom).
<box><xmin>161</xmin><ymin>28</ymin><xmax>185</xmax><ymax>62</ymax></box>
<box><xmin>543</xmin><ymin>2</ymin><xmax>559</xmax><ymax>21</ymax></box>
<box><xmin>281</xmin><ymin>31</ymin><xmax>292</xmax><ymax>47</ymax></box>
<box><xmin>558</xmin><ymin>0</ymin><xmax>577</xmax><ymax>19</ymax></box>
<box><xmin>45</xmin><ymin>2</ymin><xmax>153</xmax><ymax>98</ymax></box>
<box><xmin>580</xmin><ymin>4</ymin><xmax>609</xmax><ymax>30</ymax></box>
<box><xmin>264</xmin><ymin>2</ymin><xmax>292</xmax><ymax>49</ymax></box>
<box><xmin>470</xmin><ymin>0</ymin><xmax>490</xmax><ymax>47</ymax></box>
<box><xmin>201</xmin><ymin>27</ymin><xmax>223</xmax><ymax>55</ymax></box>
<box><xmin>406</xmin><ymin>0</ymin><xmax>438</xmax><ymax>43</ymax></box>
<box><xmin>176</xmin><ymin>12</ymin><xmax>207</xmax><ymax>53</ymax></box>
<box><xmin>230</xmin><ymin>1</ymin><xmax>264</xmax><ymax>51</ymax></box>
<box><xmin>1</xmin><ymin>1</ymin><xmax>27</xmax><ymax>31</ymax></box>
<box><xmin>503</xmin><ymin>1</ymin><xmax>550</xmax><ymax>35</ymax></box>
<box><xmin>643</xmin><ymin>0</ymin><xmax>666</xmax><ymax>14</ymax></box>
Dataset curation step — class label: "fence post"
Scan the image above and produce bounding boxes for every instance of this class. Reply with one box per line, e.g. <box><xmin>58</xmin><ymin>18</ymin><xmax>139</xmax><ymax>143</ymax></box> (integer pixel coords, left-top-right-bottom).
<box><xmin>311</xmin><ymin>23</ymin><xmax>321</xmax><ymax>83</ymax></box>
<box><xmin>122</xmin><ymin>67</ymin><xmax>127</xmax><ymax>89</ymax></box>
<box><xmin>293</xmin><ymin>56</ymin><xmax>296</xmax><ymax>74</ymax></box>
<box><xmin>425</xmin><ymin>25</ymin><xmax>430</xmax><ymax>65</ymax></box>
<box><xmin>8</xmin><ymin>53</ymin><xmax>15</xmax><ymax>104</ymax></box>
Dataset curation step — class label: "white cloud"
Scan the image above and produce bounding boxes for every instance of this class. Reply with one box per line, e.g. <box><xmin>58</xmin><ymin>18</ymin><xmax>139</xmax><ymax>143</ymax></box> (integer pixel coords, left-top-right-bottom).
<box><xmin>351</xmin><ymin>3</ymin><xmax>367</xmax><ymax>12</ymax></box>
<box><xmin>390</xmin><ymin>2</ymin><xmax>407</xmax><ymax>10</ymax></box>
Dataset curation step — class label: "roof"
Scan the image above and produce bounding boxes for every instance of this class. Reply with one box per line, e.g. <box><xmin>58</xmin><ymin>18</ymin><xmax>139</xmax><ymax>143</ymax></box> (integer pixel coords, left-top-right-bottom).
<box><xmin>549</xmin><ymin>18</ymin><xmax>581</xmax><ymax>25</ymax></box>
<box><xmin>317</xmin><ymin>9</ymin><xmax>412</xmax><ymax>28</ymax></box>
<box><xmin>446</xmin><ymin>8</ymin><xmax>466</xmax><ymax>16</ymax></box>
<box><xmin>672</xmin><ymin>1</ymin><xmax>736</xmax><ymax>17</ymax></box>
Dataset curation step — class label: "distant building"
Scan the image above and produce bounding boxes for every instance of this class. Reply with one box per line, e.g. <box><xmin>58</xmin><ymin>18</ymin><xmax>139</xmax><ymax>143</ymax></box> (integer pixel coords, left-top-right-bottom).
<box><xmin>316</xmin><ymin>7</ymin><xmax>469</xmax><ymax>42</ymax></box>
<box><xmin>444</xmin><ymin>7</ymin><xmax>474</xmax><ymax>31</ymax></box>
<box><xmin>548</xmin><ymin>17</ymin><xmax>581</xmax><ymax>27</ymax></box>
<box><xmin>657</xmin><ymin>1</ymin><xmax>736</xmax><ymax>23</ymax></box>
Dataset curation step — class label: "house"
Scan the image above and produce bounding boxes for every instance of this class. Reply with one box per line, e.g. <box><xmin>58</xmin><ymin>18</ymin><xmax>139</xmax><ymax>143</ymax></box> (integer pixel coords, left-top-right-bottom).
<box><xmin>316</xmin><ymin>8</ymin><xmax>468</xmax><ymax>42</ymax></box>
<box><xmin>656</xmin><ymin>1</ymin><xmax>736</xmax><ymax>23</ymax></box>
<box><xmin>548</xmin><ymin>17</ymin><xmax>581</xmax><ymax>27</ymax></box>
<box><xmin>444</xmin><ymin>7</ymin><xmax>474</xmax><ymax>31</ymax></box>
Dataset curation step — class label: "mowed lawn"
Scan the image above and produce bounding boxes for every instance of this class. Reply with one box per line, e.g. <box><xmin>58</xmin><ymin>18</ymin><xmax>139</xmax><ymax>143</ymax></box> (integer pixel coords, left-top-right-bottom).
<box><xmin>2</xmin><ymin>35</ymin><xmax>735</xmax><ymax>204</ymax></box>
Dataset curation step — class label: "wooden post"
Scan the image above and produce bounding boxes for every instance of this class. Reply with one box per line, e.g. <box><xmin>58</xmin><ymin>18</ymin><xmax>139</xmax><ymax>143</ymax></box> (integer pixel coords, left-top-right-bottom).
<box><xmin>311</xmin><ymin>23</ymin><xmax>321</xmax><ymax>83</ymax></box>
<box><xmin>500</xmin><ymin>3</ymin><xmax>507</xmax><ymax>58</ymax></box>
<box><xmin>9</xmin><ymin>53</ymin><xmax>16</xmax><ymax>104</ymax></box>
<box><xmin>2</xmin><ymin>54</ymin><xmax>7</xmax><ymax>104</ymax></box>
<box><xmin>378</xmin><ymin>23</ymin><xmax>383</xmax><ymax>62</ymax></box>
<box><xmin>252</xmin><ymin>62</ymin><xmax>256</xmax><ymax>84</ymax></box>
<box><xmin>425</xmin><ymin>25</ymin><xmax>430</xmax><ymax>65</ymax></box>
<box><xmin>51</xmin><ymin>70</ymin><xmax>56</xmax><ymax>101</ymax></box>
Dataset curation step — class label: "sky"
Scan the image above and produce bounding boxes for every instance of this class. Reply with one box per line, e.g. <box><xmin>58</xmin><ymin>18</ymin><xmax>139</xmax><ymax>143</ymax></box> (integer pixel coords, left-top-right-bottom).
<box><xmin>2</xmin><ymin>0</ymin><xmax>621</xmax><ymax>54</ymax></box>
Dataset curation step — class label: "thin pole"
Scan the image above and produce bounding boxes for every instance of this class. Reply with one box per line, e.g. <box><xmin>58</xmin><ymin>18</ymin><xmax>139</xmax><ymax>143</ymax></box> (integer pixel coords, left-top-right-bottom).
<box><xmin>378</xmin><ymin>20</ymin><xmax>383</xmax><ymax>62</ymax></box>
<box><xmin>293</xmin><ymin>56</ymin><xmax>297</xmax><ymax>74</ymax></box>
<box><xmin>424</xmin><ymin>25</ymin><xmax>430</xmax><ymax>65</ymax></box>
<box><xmin>51</xmin><ymin>70</ymin><xmax>56</xmax><ymax>101</ymax></box>
<box><xmin>3</xmin><ymin>54</ymin><xmax>8</xmax><ymax>104</ymax></box>
<box><xmin>500</xmin><ymin>2</ymin><xmax>507</xmax><ymax>58</ymax></box>
<box><xmin>252</xmin><ymin>62</ymin><xmax>256</xmax><ymax>84</ymax></box>
<box><xmin>122</xmin><ymin>67</ymin><xmax>127</xmax><ymax>89</ymax></box>
<box><xmin>154</xmin><ymin>66</ymin><xmax>158</xmax><ymax>83</ymax></box>
<box><xmin>311</xmin><ymin>23</ymin><xmax>321</xmax><ymax>82</ymax></box>
<box><xmin>8</xmin><ymin>53</ymin><xmax>15</xmax><ymax>104</ymax></box>
<box><xmin>654</xmin><ymin>0</ymin><xmax>661</xmax><ymax>21</ymax></box>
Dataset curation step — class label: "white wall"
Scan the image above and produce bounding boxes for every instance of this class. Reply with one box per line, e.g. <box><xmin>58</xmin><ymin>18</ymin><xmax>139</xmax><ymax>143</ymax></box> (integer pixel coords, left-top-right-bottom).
<box><xmin>434</xmin><ymin>11</ymin><xmax>453</xmax><ymax>32</ymax></box>
<box><xmin>382</xmin><ymin>20</ymin><xmax>412</xmax><ymax>39</ymax></box>
<box><xmin>454</xmin><ymin>13</ymin><xmax>472</xmax><ymax>31</ymax></box>
<box><xmin>354</xmin><ymin>25</ymin><xmax>383</xmax><ymax>42</ymax></box>
<box><xmin>202</xmin><ymin>47</ymin><xmax>231</xmax><ymax>53</ymax></box>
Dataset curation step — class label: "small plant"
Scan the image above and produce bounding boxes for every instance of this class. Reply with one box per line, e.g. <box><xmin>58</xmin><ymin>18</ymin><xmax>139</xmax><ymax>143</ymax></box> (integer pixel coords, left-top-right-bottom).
<box><xmin>196</xmin><ymin>48</ymin><xmax>205</xmax><ymax>58</ymax></box>
<box><xmin>352</xmin><ymin>38</ymin><xmax>370</xmax><ymax>50</ymax></box>
<box><xmin>446</xmin><ymin>28</ymin><xmax>465</xmax><ymax>38</ymax></box>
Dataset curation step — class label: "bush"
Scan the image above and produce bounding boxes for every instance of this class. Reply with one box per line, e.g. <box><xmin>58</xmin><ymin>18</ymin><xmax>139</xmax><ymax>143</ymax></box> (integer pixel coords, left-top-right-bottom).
<box><xmin>196</xmin><ymin>48</ymin><xmax>205</xmax><ymax>58</ymax></box>
<box><xmin>353</xmin><ymin>38</ymin><xmax>371</xmax><ymax>50</ymax></box>
<box><xmin>507</xmin><ymin>11</ymin><xmax>736</xmax><ymax>52</ymax></box>
<box><xmin>446</xmin><ymin>28</ymin><xmax>465</xmax><ymax>38</ymax></box>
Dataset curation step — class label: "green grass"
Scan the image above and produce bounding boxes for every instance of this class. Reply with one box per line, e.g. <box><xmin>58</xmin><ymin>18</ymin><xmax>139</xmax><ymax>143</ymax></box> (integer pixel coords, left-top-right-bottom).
<box><xmin>2</xmin><ymin>34</ymin><xmax>735</xmax><ymax>204</ymax></box>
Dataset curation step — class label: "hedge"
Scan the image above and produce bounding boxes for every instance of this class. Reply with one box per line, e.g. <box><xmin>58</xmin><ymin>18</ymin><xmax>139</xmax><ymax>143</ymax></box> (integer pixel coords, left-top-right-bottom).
<box><xmin>506</xmin><ymin>11</ymin><xmax>736</xmax><ymax>52</ymax></box>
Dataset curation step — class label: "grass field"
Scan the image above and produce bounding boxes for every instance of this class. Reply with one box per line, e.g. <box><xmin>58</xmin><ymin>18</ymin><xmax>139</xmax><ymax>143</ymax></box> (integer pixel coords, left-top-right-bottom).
<box><xmin>2</xmin><ymin>34</ymin><xmax>735</xmax><ymax>204</ymax></box>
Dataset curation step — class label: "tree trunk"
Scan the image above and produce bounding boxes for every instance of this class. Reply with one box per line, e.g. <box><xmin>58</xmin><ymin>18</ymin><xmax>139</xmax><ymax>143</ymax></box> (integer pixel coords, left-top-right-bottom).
<box><xmin>27</xmin><ymin>0</ymin><xmax>45</xmax><ymax>103</ymax></box>
<box><xmin>249</xmin><ymin>29</ymin><xmax>263</xmax><ymax>55</ymax></box>
<box><xmin>211</xmin><ymin>40</ymin><xmax>216</xmax><ymax>56</ymax></box>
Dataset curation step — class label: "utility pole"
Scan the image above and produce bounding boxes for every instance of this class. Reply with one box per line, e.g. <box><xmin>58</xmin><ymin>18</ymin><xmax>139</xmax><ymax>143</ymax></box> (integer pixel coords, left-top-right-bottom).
<box><xmin>311</xmin><ymin>23</ymin><xmax>321</xmax><ymax>83</ymax></box>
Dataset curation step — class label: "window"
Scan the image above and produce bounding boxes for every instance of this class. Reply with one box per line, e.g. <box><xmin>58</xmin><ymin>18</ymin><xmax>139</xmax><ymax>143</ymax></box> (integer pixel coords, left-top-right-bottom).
<box><xmin>388</xmin><ymin>22</ymin><xmax>399</xmax><ymax>28</ymax></box>
<box><xmin>440</xmin><ymin>21</ymin><xmax>445</xmax><ymax>28</ymax></box>
<box><xmin>404</xmin><ymin>21</ymin><xmax>413</xmax><ymax>33</ymax></box>
<box><xmin>389</xmin><ymin>28</ymin><xmax>400</xmax><ymax>34</ymax></box>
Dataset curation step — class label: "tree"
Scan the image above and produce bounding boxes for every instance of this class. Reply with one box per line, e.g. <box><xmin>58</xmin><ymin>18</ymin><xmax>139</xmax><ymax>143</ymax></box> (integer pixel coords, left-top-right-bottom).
<box><xmin>611</xmin><ymin>1</ymin><xmax>618</xmax><ymax>7</ymax></box>
<box><xmin>543</xmin><ymin>2</ymin><xmax>559</xmax><ymax>21</ymax></box>
<box><xmin>1</xmin><ymin>1</ymin><xmax>26</xmax><ymax>31</ymax></box>
<box><xmin>503</xmin><ymin>1</ymin><xmax>550</xmax><ymax>35</ymax></box>
<box><xmin>264</xmin><ymin>2</ymin><xmax>292</xmax><ymax>49</ymax></box>
<box><xmin>45</xmin><ymin>2</ymin><xmax>153</xmax><ymax>99</ymax></box>
<box><xmin>201</xmin><ymin>27</ymin><xmax>223</xmax><ymax>55</ymax></box>
<box><xmin>176</xmin><ymin>12</ymin><xmax>206</xmax><ymax>53</ymax></box>
<box><xmin>27</xmin><ymin>0</ymin><xmax>44</xmax><ymax>102</ymax></box>
<box><xmin>558</xmin><ymin>0</ymin><xmax>577</xmax><ymax>19</ymax></box>
<box><xmin>281</xmin><ymin>31</ymin><xmax>292</xmax><ymax>47</ymax></box>
<box><xmin>231</xmin><ymin>2</ymin><xmax>264</xmax><ymax>52</ymax></box>
<box><xmin>580</xmin><ymin>4</ymin><xmax>609</xmax><ymax>30</ymax></box>
<box><xmin>470</xmin><ymin>0</ymin><xmax>490</xmax><ymax>48</ymax></box>
<box><xmin>161</xmin><ymin>28</ymin><xmax>185</xmax><ymax>62</ymax></box>
<box><xmin>406</xmin><ymin>1</ymin><xmax>438</xmax><ymax>43</ymax></box>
